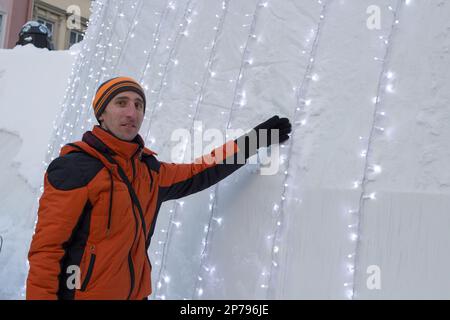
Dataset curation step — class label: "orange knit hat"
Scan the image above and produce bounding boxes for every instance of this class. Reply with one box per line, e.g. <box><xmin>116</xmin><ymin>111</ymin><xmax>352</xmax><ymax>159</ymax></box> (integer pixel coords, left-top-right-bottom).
<box><xmin>93</xmin><ymin>77</ymin><xmax>146</xmax><ymax>122</ymax></box>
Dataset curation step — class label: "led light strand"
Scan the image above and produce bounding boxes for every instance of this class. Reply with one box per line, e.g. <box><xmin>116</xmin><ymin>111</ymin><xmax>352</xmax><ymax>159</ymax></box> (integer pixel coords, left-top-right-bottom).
<box><xmin>143</xmin><ymin>0</ymin><xmax>198</xmax><ymax>144</ymax></box>
<box><xmin>350</xmin><ymin>0</ymin><xmax>404</xmax><ymax>300</ymax></box>
<box><xmin>264</xmin><ymin>0</ymin><xmax>330</xmax><ymax>299</ymax></box>
<box><xmin>139</xmin><ymin>0</ymin><xmax>187</xmax><ymax>140</ymax></box>
<box><xmin>139</xmin><ymin>0</ymin><xmax>174</xmax><ymax>82</ymax></box>
<box><xmin>106</xmin><ymin>0</ymin><xmax>144</xmax><ymax>78</ymax></box>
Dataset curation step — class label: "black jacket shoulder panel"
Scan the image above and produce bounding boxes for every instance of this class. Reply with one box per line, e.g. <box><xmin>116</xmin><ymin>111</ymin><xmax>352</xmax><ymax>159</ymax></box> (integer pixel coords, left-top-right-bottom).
<box><xmin>142</xmin><ymin>154</ymin><xmax>160</xmax><ymax>173</ymax></box>
<box><xmin>47</xmin><ymin>152</ymin><xmax>104</xmax><ymax>191</ymax></box>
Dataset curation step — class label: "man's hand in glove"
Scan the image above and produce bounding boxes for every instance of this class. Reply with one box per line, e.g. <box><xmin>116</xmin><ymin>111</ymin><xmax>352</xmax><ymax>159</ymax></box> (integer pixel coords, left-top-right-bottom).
<box><xmin>253</xmin><ymin>115</ymin><xmax>292</xmax><ymax>148</ymax></box>
<box><xmin>234</xmin><ymin>115</ymin><xmax>292</xmax><ymax>162</ymax></box>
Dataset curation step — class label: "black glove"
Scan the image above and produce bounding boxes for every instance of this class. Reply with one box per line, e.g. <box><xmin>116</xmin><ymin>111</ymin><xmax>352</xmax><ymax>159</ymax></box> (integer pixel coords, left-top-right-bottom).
<box><xmin>234</xmin><ymin>115</ymin><xmax>292</xmax><ymax>162</ymax></box>
<box><xmin>253</xmin><ymin>115</ymin><xmax>292</xmax><ymax>148</ymax></box>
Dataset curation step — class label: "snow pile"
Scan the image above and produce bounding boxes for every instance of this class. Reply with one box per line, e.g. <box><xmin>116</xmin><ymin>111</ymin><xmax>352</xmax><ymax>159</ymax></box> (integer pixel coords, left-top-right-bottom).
<box><xmin>0</xmin><ymin>44</ymin><xmax>77</xmax><ymax>299</ymax></box>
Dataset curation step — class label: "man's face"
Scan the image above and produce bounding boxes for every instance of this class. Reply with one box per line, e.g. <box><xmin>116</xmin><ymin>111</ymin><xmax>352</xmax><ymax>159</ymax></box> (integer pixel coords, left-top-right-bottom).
<box><xmin>98</xmin><ymin>91</ymin><xmax>145</xmax><ymax>141</ymax></box>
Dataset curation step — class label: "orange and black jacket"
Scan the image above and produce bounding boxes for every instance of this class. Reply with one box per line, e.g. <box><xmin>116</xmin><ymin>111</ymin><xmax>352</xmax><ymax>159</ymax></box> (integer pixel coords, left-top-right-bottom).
<box><xmin>27</xmin><ymin>125</ymin><xmax>249</xmax><ymax>300</ymax></box>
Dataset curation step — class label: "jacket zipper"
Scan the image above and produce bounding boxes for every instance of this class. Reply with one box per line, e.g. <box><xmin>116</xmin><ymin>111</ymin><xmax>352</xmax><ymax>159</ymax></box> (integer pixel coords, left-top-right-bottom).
<box><xmin>80</xmin><ymin>245</ymin><xmax>96</xmax><ymax>292</ymax></box>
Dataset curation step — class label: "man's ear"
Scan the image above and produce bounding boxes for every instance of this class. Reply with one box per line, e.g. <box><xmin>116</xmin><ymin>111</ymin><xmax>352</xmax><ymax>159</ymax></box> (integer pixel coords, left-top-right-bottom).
<box><xmin>98</xmin><ymin>117</ymin><xmax>106</xmax><ymax>129</ymax></box>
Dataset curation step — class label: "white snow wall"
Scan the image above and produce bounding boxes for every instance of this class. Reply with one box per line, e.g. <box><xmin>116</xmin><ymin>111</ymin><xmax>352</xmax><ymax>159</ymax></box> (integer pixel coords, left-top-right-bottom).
<box><xmin>41</xmin><ymin>0</ymin><xmax>450</xmax><ymax>299</ymax></box>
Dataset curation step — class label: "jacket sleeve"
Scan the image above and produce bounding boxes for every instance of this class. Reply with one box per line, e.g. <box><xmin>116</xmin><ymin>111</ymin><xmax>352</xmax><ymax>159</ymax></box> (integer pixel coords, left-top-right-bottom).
<box><xmin>157</xmin><ymin>139</ymin><xmax>247</xmax><ymax>202</ymax></box>
<box><xmin>26</xmin><ymin>156</ymin><xmax>90</xmax><ymax>300</ymax></box>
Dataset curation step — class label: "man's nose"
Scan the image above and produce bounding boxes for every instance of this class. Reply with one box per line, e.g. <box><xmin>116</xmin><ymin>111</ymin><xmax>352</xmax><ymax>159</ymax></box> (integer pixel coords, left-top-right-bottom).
<box><xmin>124</xmin><ymin>102</ymin><xmax>138</xmax><ymax>118</ymax></box>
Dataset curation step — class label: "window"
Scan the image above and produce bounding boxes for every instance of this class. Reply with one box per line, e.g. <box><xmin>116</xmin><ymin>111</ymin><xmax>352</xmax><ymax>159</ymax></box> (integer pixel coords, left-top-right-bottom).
<box><xmin>37</xmin><ymin>18</ymin><xmax>54</xmax><ymax>37</ymax></box>
<box><xmin>69</xmin><ymin>30</ymin><xmax>84</xmax><ymax>47</ymax></box>
<box><xmin>0</xmin><ymin>12</ymin><xmax>5</xmax><ymax>48</ymax></box>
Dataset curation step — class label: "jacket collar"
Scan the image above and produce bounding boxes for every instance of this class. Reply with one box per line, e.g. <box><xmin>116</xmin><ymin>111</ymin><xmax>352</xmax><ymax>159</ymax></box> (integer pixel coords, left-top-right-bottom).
<box><xmin>82</xmin><ymin>125</ymin><xmax>150</xmax><ymax>160</ymax></box>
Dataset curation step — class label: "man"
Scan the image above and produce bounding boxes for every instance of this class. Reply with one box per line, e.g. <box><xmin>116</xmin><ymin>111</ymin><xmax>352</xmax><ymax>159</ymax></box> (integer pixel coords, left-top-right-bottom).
<box><xmin>26</xmin><ymin>77</ymin><xmax>292</xmax><ymax>300</ymax></box>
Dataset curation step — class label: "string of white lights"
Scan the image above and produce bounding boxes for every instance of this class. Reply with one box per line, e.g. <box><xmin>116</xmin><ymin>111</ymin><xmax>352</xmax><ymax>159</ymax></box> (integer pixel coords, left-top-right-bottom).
<box><xmin>261</xmin><ymin>0</ymin><xmax>330</xmax><ymax>299</ymax></box>
<box><xmin>105</xmin><ymin>0</ymin><xmax>144</xmax><ymax>79</ymax></box>
<box><xmin>153</xmin><ymin>0</ymin><xmax>231</xmax><ymax>300</ymax></box>
<box><xmin>349</xmin><ymin>0</ymin><xmax>405</xmax><ymax>300</ymax></box>
<box><xmin>143</xmin><ymin>0</ymin><xmax>198</xmax><ymax>146</ymax></box>
<box><xmin>139</xmin><ymin>0</ymin><xmax>173</xmax><ymax>82</ymax></box>
<box><xmin>139</xmin><ymin>0</ymin><xmax>187</xmax><ymax>141</ymax></box>
<box><xmin>192</xmin><ymin>0</ymin><xmax>268</xmax><ymax>300</ymax></box>
<box><xmin>138</xmin><ymin>0</ymin><xmax>173</xmax><ymax>109</ymax></box>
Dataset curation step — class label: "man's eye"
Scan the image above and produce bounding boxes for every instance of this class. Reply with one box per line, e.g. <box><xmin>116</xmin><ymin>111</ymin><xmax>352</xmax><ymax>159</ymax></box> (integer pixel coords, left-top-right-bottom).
<box><xmin>135</xmin><ymin>103</ymin><xmax>143</xmax><ymax>110</ymax></box>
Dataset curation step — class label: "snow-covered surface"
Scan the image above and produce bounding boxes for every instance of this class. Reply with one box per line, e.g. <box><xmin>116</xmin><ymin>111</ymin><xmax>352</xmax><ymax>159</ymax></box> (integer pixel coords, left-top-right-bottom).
<box><xmin>1</xmin><ymin>0</ymin><xmax>450</xmax><ymax>299</ymax></box>
<box><xmin>0</xmin><ymin>44</ymin><xmax>77</xmax><ymax>299</ymax></box>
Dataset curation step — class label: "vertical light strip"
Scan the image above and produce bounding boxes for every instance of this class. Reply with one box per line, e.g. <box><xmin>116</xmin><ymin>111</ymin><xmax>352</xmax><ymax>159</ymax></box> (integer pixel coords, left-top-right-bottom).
<box><xmin>350</xmin><ymin>0</ymin><xmax>405</xmax><ymax>300</ymax></box>
<box><xmin>264</xmin><ymin>0</ymin><xmax>330</xmax><ymax>299</ymax></box>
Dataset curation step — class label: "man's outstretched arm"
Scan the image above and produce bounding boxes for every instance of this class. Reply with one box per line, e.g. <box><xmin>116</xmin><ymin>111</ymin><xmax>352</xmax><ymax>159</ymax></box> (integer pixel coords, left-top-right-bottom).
<box><xmin>157</xmin><ymin>115</ymin><xmax>292</xmax><ymax>202</ymax></box>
